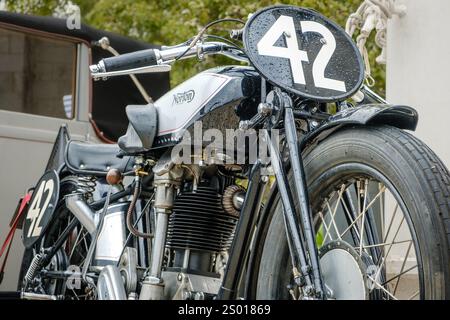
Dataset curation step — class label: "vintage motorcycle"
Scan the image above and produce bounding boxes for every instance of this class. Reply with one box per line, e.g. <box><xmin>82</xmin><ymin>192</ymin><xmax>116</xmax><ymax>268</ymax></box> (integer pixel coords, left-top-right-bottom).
<box><xmin>13</xmin><ymin>5</ymin><xmax>450</xmax><ymax>300</ymax></box>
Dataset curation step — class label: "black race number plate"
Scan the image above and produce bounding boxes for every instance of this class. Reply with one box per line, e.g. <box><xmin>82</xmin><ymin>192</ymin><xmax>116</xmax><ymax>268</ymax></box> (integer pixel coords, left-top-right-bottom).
<box><xmin>23</xmin><ymin>170</ymin><xmax>60</xmax><ymax>248</ymax></box>
<box><xmin>243</xmin><ymin>5</ymin><xmax>364</xmax><ymax>102</ymax></box>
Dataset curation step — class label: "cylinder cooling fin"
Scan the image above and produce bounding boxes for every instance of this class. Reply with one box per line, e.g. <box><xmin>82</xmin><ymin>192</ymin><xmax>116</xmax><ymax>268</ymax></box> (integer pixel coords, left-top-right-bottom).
<box><xmin>166</xmin><ymin>186</ymin><xmax>238</xmax><ymax>253</ymax></box>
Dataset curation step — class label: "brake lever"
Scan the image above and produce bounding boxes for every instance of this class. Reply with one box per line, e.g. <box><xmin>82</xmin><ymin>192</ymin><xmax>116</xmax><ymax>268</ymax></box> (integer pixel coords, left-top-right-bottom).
<box><xmin>230</xmin><ymin>28</ymin><xmax>244</xmax><ymax>41</ymax></box>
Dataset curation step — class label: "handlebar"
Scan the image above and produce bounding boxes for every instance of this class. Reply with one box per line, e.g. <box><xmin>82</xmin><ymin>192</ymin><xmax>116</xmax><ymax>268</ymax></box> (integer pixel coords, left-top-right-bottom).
<box><xmin>90</xmin><ymin>42</ymin><xmax>248</xmax><ymax>79</ymax></box>
<box><xmin>101</xmin><ymin>48</ymin><xmax>158</xmax><ymax>72</ymax></box>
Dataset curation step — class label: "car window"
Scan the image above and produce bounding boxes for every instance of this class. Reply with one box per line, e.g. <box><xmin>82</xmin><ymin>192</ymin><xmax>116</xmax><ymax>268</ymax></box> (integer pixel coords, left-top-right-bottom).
<box><xmin>0</xmin><ymin>28</ymin><xmax>76</xmax><ymax>119</ymax></box>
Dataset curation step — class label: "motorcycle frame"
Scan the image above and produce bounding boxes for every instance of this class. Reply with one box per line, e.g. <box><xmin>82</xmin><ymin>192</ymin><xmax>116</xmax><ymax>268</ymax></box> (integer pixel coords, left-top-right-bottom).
<box><xmin>28</xmin><ymin>83</ymin><xmax>419</xmax><ymax>299</ymax></box>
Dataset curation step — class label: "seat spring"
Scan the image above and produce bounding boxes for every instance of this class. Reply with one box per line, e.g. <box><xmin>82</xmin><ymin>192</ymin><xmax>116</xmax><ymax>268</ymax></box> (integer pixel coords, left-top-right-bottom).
<box><xmin>76</xmin><ymin>176</ymin><xmax>96</xmax><ymax>199</ymax></box>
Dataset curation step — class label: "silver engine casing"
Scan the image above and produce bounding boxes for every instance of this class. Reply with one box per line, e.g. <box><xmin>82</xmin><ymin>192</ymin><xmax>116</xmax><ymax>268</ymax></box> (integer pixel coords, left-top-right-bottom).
<box><xmin>97</xmin><ymin>265</ymin><xmax>127</xmax><ymax>300</ymax></box>
<box><xmin>94</xmin><ymin>202</ymin><xmax>128</xmax><ymax>267</ymax></box>
<box><xmin>161</xmin><ymin>271</ymin><xmax>222</xmax><ymax>300</ymax></box>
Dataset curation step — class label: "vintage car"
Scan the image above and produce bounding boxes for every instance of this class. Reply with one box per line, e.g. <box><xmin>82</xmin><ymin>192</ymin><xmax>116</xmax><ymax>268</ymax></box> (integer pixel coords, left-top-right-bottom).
<box><xmin>0</xmin><ymin>10</ymin><xmax>169</xmax><ymax>290</ymax></box>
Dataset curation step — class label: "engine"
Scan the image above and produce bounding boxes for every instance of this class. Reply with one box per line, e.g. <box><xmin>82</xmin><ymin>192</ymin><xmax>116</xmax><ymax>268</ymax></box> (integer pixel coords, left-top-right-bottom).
<box><xmin>167</xmin><ymin>185</ymin><xmax>237</xmax><ymax>270</ymax></box>
<box><xmin>161</xmin><ymin>176</ymin><xmax>245</xmax><ymax>299</ymax></box>
<box><xmin>90</xmin><ymin>163</ymin><xmax>246</xmax><ymax>300</ymax></box>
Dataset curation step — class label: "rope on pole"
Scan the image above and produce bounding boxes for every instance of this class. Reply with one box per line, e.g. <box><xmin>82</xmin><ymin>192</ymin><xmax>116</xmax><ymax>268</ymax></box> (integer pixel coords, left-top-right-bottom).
<box><xmin>346</xmin><ymin>0</ymin><xmax>406</xmax><ymax>85</ymax></box>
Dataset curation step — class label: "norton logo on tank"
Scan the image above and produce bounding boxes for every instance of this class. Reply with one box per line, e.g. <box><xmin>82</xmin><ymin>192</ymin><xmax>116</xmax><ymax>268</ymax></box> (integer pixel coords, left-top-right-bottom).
<box><xmin>244</xmin><ymin>6</ymin><xmax>364</xmax><ymax>102</ymax></box>
<box><xmin>173</xmin><ymin>90</ymin><xmax>195</xmax><ymax>105</ymax></box>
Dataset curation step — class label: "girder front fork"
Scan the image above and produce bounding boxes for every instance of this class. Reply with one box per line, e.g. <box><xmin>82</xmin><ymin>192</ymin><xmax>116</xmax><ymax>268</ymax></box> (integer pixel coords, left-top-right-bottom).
<box><xmin>267</xmin><ymin>92</ymin><xmax>325</xmax><ymax>299</ymax></box>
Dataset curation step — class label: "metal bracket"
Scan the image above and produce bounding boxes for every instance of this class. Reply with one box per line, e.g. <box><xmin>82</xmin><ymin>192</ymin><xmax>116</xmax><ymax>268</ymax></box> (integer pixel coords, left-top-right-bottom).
<box><xmin>119</xmin><ymin>247</ymin><xmax>138</xmax><ymax>293</ymax></box>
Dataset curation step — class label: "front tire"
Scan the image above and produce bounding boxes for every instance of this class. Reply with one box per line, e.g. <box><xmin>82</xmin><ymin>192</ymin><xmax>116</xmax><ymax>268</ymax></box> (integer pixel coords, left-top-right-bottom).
<box><xmin>255</xmin><ymin>126</ymin><xmax>450</xmax><ymax>300</ymax></box>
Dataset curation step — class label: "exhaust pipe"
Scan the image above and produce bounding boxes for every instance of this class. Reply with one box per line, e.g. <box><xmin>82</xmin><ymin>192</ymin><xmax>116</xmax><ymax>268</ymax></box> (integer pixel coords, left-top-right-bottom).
<box><xmin>65</xmin><ymin>193</ymin><xmax>97</xmax><ymax>234</ymax></box>
<box><xmin>21</xmin><ymin>292</ymin><xmax>62</xmax><ymax>300</ymax></box>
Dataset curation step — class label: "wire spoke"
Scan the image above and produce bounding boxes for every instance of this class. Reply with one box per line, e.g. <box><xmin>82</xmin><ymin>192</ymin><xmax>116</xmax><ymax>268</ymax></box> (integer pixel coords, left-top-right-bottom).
<box><xmin>367</xmin><ymin>275</ymin><xmax>398</xmax><ymax>300</ymax></box>
<box><xmin>340</xmin><ymin>194</ymin><xmax>361</xmax><ymax>240</ymax></box>
<box><xmin>319</xmin><ymin>211</ymin><xmax>333</xmax><ymax>242</ymax></box>
<box><xmin>324</xmin><ymin>184</ymin><xmax>346</xmax><ymax>242</ymax></box>
<box><xmin>359</xmin><ymin>179</ymin><xmax>369</xmax><ymax>255</ymax></box>
<box><xmin>379</xmin><ymin>182</ymin><xmax>385</xmax><ymax>233</ymax></box>
<box><xmin>383</xmin><ymin>203</ymin><xmax>399</xmax><ymax>243</ymax></box>
<box><xmin>382</xmin><ymin>264</ymin><xmax>418</xmax><ymax>287</ymax></box>
<box><xmin>408</xmin><ymin>290</ymin><xmax>420</xmax><ymax>300</ymax></box>
<box><xmin>69</xmin><ymin>228</ymin><xmax>88</xmax><ymax>260</ymax></box>
<box><xmin>70</xmin><ymin>288</ymin><xmax>80</xmax><ymax>300</ymax></box>
<box><xmin>340</xmin><ymin>185</ymin><xmax>386</xmax><ymax>239</ymax></box>
<box><xmin>374</xmin><ymin>216</ymin><xmax>405</xmax><ymax>281</ymax></box>
<box><xmin>355</xmin><ymin>239</ymin><xmax>412</xmax><ymax>249</ymax></box>
<box><xmin>393</xmin><ymin>241</ymin><xmax>413</xmax><ymax>295</ymax></box>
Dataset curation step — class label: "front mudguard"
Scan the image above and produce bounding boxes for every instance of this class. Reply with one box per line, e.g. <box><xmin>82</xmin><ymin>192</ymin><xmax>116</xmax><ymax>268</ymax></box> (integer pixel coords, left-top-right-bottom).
<box><xmin>300</xmin><ymin>104</ymin><xmax>418</xmax><ymax>150</ymax></box>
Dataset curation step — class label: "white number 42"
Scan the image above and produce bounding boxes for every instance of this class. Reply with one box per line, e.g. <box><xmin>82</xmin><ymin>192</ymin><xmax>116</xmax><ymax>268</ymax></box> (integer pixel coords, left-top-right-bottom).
<box><xmin>257</xmin><ymin>15</ymin><xmax>346</xmax><ymax>93</ymax></box>
<box><xmin>26</xmin><ymin>179</ymin><xmax>54</xmax><ymax>238</ymax></box>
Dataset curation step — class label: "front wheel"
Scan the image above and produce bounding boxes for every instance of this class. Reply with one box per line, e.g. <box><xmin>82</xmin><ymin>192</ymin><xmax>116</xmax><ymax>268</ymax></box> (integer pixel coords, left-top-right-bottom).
<box><xmin>255</xmin><ymin>126</ymin><xmax>450</xmax><ymax>300</ymax></box>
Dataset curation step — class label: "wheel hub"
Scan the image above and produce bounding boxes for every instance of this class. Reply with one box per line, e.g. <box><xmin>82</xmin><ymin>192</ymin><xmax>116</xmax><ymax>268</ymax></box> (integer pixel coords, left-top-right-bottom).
<box><xmin>319</xmin><ymin>241</ymin><xmax>369</xmax><ymax>300</ymax></box>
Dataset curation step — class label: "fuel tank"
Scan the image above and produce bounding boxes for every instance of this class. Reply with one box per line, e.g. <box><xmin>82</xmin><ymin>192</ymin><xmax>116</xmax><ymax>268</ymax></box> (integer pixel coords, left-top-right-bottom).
<box><xmin>152</xmin><ymin>66</ymin><xmax>261</xmax><ymax>148</ymax></box>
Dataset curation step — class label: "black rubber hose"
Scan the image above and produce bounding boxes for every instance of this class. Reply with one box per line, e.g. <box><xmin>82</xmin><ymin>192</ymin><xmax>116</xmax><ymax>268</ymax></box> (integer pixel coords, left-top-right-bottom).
<box><xmin>90</xmin><ymin>186</ymin><xmax>133</xmax><ymax>210</ymax></box>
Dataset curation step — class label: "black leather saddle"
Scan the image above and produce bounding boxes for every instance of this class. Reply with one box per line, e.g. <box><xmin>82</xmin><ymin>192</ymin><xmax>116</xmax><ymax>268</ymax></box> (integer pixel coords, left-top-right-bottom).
<box><xmin>65</xmin><ymin>140</ymin><xmax>134</xmax><ymax>176</ymax></box>
<box><xmin>64</xmin><ymin>104</ymin><xmax>157</xmax><ymax>175</ymax></box>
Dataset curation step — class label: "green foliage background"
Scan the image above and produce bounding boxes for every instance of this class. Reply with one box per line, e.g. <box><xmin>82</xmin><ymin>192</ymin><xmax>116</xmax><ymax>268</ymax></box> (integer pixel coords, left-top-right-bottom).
<box><xmin>5</xmin><ymin>0</ymin><xmax>385</xmax><ymax>94</ymax></box>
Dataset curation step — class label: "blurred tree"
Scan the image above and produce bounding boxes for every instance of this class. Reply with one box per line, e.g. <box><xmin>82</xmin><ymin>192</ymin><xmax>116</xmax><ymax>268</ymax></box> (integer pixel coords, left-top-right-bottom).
<box><xmin>5</xmin><ymin>0</ymin><xmax>385</xmax><ymax>95</ymax></box>
<box><xmin>6</xmin><ymin>0</ymin><xmax>61</xmax><ymax>15</ymax></box>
